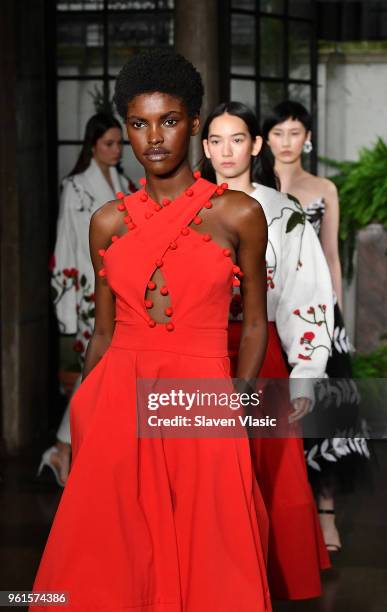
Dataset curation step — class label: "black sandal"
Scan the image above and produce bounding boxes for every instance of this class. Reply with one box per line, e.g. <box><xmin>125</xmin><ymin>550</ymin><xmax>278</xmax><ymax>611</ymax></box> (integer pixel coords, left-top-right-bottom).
<box><xmin>318</xmin><ymin>508</ymin><xmax>342</xmax><ymax>553</ymax></box>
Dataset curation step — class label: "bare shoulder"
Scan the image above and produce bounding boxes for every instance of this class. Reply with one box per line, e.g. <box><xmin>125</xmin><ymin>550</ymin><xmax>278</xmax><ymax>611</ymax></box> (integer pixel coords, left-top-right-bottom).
<box><xmin>217</xmin><ymin>188</ymin><xmax>266</xmax><ymax>225</ymax></box>
<box><xmin>90</xmin><ymin>199</ymin><xmax>124</xmax><ymax>246</ymax></box>
<box><xmin>91</xmin><ymin>199</ymin><xmax>122</xmax><ymax>230</ymax></box>
<box><xmin>308</xmin><ymin>174</ymin><xmax>338</xmax><ymax>201</ymax></box>
<box><xmin>319</xmin><ymin>176</ymin><xmax>338</xmax><ymax>198</ymax></box>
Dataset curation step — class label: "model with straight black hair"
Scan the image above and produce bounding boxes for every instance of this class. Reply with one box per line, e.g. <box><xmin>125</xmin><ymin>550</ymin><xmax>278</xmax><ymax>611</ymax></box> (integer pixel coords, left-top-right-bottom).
<box><xmin>264</xmin><ymin>99</ymin><xmax>371</xmax><ymax>555</ymax></box>
<box><xmin>201</xmin><ymin>101</ymin><xmax>278</xmax><ymax>189</ymax></box>
<box><xmin>202</xmin><ymin>101</ymin><xmax>334</xmax><ymax>600</ymax></box>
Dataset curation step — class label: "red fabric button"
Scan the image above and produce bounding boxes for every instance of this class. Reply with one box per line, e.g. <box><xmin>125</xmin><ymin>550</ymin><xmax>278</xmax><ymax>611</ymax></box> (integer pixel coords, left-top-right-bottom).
<box><xmin>145</xmin><ymin>211</ymin><xmax>153</xmax><ymax>219</ymax></box>
<box><xmin>154</xmin><ymin>204</ymin><xmax>162</xmax><ymax>212</ymax></box>
<box><xmin>155</xmin><ymin>259</ymin><xmax>163</xmax><ymax>267</ymax></box>
<box><xmin>216</xmin><ymin>187</ymin><xmax>224</xmax><ymax>196</ymax></box>
<box><xmin>221</xmin><ymin>182</ymin><xmax>229</xmax><ymax>190</ymax></box>
<box><xmin>169</xmin><ymin>241</ymin><xmax>177</xmax><ymax>250</ymax></box>
<box><xmin>223</xmin><ymin>248</ymin><xmax>231</xmax><ymax>257</ymax></box>
<box><xmin>162</xmin><ymin>198</ymin><xmax>171</xmax><ymax>206</ymax></box>
<box><xmin>193</xmin><ymin>170</ymin><xmax>201</xmax><ymax>179</ymax></box>
<box><xmin>98</xmin><ymin>249</ymin><xmax>106</xmax><ymax>257</ymax></box>
<box><xmin>145</xmin><ymin>299</ymin><xmax>153</xmax><ymax>309</ymax></box>
<box><xmin>148</xmin><ymin>319</ymin><xmax>156</xmax><ymax>328</ymax></box>
<box><xmin>233</xmin><ymin>265</ymin><xmax>241</xmax><ymax>274</ymax></box>
<box><xmin>181</xmin><ymin>227</ymin><xmax>190</xmax><ymax>236</ymax></box>
<box><xmin>166</xmin><ymin>322</ymin><xmax>175</xmax><ymax>332</ymax></box>
<box><xmin>147</xmin><ymin>281</ymin><xmax>156</xmax><ymax>290</ymax></box>
<box><xmin>117</xmin><ymin>203</ymin><xmax>125</xmax><ymax>211</ymax></box>
<box><xmin>233</xmin><ymin>278</ymin><xmax>241</xmax><ymax>287</ymax></box>
<box><xmin>193</xmin><ymin>216</ymin><xmax>202</xmax><ymax>225</ymax></box>
<box><xmin>111</xmin><ymin>235</ymin><xmax>119</xmax><ymax>242</ymax></box>
<box><xmin>185</xmin><ymin>188</ymin><xmax>193</xmax><ymax>197</ymax></box>
<box><xmin>128</xmin><ymin>222</ymin><xmax>136</xmax><ymax>230</ymax></box>
<box><xmin>204</xmin><ymin>201</ymin><xmax>213</xmax><ymax>209</ymax></box>
<box><xmin>203</xmin><ymin>233</ymin><xmax>212</xmax><ymax>242</ymax></box>
<box><xmin>139</xmin><ymin>177</ymin><xmax>147</xmax><ymax>186</ymax></box>
<box><xmin>140</xmin><ymin>192</ymin><xmax>148</xmax><ymax>202</ymax></box>
<box><xmin>116</xmin><ymin>191</ymin><xmax>124</xmax><ymax>199</ymax></box>
<box><xmin>98</xmin><ymin>268</ymin><xmax>106</xmax><ymax>277</ymax></box>
<box><xmin>160</xmin><ymin>286</ymin><xmax>169</xmax><ymax>296</ymax></box>
<box><xmin>165</xmin><ymin>307</ymin><xmax>173</xmax><ymax>317</ymax></box>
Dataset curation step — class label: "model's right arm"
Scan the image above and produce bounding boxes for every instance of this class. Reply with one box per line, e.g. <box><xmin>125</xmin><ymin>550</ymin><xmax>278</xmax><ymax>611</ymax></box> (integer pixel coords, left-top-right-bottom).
<box><xmin>81</xmin><ymin>204</ymin><xmax>117</xmax><ymax>381</ymax></box>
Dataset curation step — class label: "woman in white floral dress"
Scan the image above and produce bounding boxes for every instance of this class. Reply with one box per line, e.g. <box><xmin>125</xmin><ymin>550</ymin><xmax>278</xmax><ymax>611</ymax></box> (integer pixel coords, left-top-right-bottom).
<box><xmin>263</xmin><ymin>100</ymin><xmax>371</xmax><ymax>553</ymax></box>
<box><xmin>201</xmin><ymin>102</ymin><xmax>334</xmax><ymax>600</ymax></box>
<box><xmin>38</xmin><ymin>113</ymin><xmax>134</xmax><ymax>486</ymax></box>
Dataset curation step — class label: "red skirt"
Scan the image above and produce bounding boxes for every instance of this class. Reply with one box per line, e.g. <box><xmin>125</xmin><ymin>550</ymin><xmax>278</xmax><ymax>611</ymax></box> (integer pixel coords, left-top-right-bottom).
<box><xmin>228</xmin><ymin>321</ymin><xmax>330</xmax><ymax>600</ymax></box>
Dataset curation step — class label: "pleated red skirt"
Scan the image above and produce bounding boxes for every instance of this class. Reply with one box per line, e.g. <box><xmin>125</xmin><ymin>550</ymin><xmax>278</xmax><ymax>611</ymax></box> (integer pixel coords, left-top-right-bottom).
<box><xmin>228</xmin><ymin>321</ymin><xmax>330</xmax><ymax>600</ymax></box>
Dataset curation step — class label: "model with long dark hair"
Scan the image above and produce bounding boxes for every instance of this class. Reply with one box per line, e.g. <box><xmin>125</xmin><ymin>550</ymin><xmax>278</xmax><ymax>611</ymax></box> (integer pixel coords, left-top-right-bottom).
<box><xmin>37</xmin><ymin>112</ymin><xmax>132</xmax><ymax>487</ymax></box>
<box><xmin>201</xmin><ymin>101</ymin><xmax>334</xmax><ymax>599</ymax></box>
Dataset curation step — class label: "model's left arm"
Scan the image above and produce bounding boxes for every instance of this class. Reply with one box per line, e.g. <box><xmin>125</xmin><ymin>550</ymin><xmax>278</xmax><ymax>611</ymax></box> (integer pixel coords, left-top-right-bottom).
<box><xmin>276</xmin><ymin>213</ymin><xmax>334</xmax><ymax>415</ymax></box>
<box><xmin>235</xmin><ymin>197</ymin><xmax>268</xmax><ymax>383</ymax></box>
<box><xmin>319</xmin><ymin>179</ymin><xmax>343</xmax><ymax>307</ymax></box>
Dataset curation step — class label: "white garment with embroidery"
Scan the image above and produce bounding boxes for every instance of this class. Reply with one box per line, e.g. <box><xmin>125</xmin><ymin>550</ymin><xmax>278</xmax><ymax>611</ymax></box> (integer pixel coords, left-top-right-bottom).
<box><xmin>230</xmin><ymin>183</ymin><xmax>334</xmax><ymax>401</ymax></box>
<box><xmin>51</xmin><ymin>158</ymin><xmax>129</xmax><ymax>361</ymax></box>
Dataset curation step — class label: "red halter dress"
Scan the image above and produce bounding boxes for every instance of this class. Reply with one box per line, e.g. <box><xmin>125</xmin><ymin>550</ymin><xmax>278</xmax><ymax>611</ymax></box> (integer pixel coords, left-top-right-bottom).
<box><xmin>30</xmin><ymin>177</ymin><xmax>272</xmax><ymax>612</ymax></box>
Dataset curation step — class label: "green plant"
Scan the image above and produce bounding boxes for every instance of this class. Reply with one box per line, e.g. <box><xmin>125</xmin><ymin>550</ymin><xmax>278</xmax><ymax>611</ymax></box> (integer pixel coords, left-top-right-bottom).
<box><xmin>88</xmin><ymin>84</ymin><xmax>115</xmax><ymax>115</ymax></box>
<box><xmin>321</xmin><ymin>138</ymin><xmax>387</xmax><ymax>280</ymax></box>
<box><xmin>352</xmin><ymin>344</ymin><xmax>387</xmax><ymax>378</ymax></box>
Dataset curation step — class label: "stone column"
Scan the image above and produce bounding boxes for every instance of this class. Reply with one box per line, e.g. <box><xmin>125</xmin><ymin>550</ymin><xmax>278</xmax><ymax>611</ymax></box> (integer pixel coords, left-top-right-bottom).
<box><xmin>355</xmin><ymin>224</ymin><xmax>387</xmax><ymax>353</ymax></box>
<box><xmin>175</xmin><ymin>0</ymin><xmax>220</xmax><ymax>167</ymax></box>
<box><xmin>0</xmin><ymin>0</ymin><xmax>50</xmax><ymax>453</ymax></box>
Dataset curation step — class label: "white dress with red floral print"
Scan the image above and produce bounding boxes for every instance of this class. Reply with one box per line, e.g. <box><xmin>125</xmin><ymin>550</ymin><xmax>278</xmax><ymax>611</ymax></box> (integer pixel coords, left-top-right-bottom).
<box><xmin>51</xmin><ymin>158</ymin><xmax>131</xmax><ymax>364</ymax></box>
<box><xmin>229</xmin><ymin>183</ymin><xmax>334</xmax><ymax>403</ymax></box>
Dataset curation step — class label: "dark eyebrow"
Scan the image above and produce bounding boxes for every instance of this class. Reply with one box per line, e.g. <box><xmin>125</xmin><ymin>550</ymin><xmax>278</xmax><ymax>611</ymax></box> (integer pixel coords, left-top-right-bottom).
<box><xmin>160</xmin><ymin>110</ymin><xmax>183</xmax><ymax>119</ymax></box>
<box><xmin>127</xmin><ymin>111</ymin><xmax>183</xmax><ymax>121</ymax></box>
<box><xmin>209</xmin><ymin>132</ymin><xmax>247</xmax><ymax>138</ymax></box>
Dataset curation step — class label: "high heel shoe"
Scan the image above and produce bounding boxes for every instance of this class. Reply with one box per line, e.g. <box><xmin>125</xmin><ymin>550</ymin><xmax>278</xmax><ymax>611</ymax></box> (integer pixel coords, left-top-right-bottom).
<box><xmin>318</xmin><ymin>508</ymin><xmax>342</xmax><ymax>553</ymax></box>
<box><xmin>37</xmin><ymin>446</ymin><xmax>65</xmax><ymax>487</ymax></box>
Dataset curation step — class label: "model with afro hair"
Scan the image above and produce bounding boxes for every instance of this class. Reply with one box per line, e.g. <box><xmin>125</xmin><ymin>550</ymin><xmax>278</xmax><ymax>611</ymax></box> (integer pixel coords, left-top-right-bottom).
<box><xmin>30</xmin><ymin>49</ymin><xmax>273</xmax><ymax>612</ymax></box>
<box><xmin>114</xmin><ymin>49</ymin><xmax>204</xmax><ymax>120</ymax></box>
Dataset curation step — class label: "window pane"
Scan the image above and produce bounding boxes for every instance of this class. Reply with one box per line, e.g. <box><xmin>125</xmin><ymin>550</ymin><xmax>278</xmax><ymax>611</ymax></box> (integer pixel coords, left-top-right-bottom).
<box><xmin>288</xmin><ymin>0</ymin><xmax>312</xmax><ymax>18</ymax></box>
<box><xmin>289</xmin><ymin>21</ymin><xmax>312</xmax><ymax>80</ymax></box>
<box><xmin>58</xmin><ymin>80</ymin><xmax>112</xmax><ymax>140</ymax></box>
<box><xmin>231</xmin><ymin>79</ymin><xmax>256</xmax><ymax>109</ymax></box>
<box><xmin>57</xmin><ymin>15</ymin><xmax>104</xmax><ymax>76</ymax></box>
<box><xmin>287</xmin><ymin>83</ymin><xmax>311</xmax><ymax>111</ymax></box>
<box><xmin>260</xmin><ymin>17</ymin><xmax>284</xmax><ymax>77</ymax></box>
<box><xmin>58</xmin><ymin>145</ymin><xmax>82</xmax><ymax>183</ymax></box>
<box><xmin>108</xmin><ymin>1</ymin><xmax>157</xmax><ymax>8</ymax></box>
<box><xmin>260</xmin><ymin>81</ymin><xmax>286</xmax><ymax>119</ymax></box>
<box><xmin>231</xmin><ymin>0</ymin><xmax>255</xmax><ymax>9</ymax></box>
<box><xmin>109</xmin><ymin>14</ymin><xmax>174</xmax><ymax>74</ymax></box>
<box><xmin>231</xmin><ymin>14</ymin><xmax>256</xmax><ymax>76</ymax></box>
<box><xmin>57</xmin><ymin>1</ymin><xmax>104</xmax><ymax>10</ymax></box>
<box><xmin>261</xmin><ymin>0</ymin><xmax>285</xmax><ymax>14</ymax></box>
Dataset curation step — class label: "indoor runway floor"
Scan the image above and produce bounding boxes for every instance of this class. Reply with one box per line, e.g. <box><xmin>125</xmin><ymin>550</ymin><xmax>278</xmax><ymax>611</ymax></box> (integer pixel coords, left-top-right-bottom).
<box><xmin>1</xmin><ymin>442</ymin><xmax>386</xmax><ymax>611</ymax></box>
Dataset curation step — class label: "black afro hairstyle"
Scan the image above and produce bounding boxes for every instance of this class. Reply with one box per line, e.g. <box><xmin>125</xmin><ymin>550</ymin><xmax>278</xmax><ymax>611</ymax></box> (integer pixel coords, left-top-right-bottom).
<box><xmin>114</xmin><ymin>50</ymin><xmax>204</xmax><ymax>120</ymax></box>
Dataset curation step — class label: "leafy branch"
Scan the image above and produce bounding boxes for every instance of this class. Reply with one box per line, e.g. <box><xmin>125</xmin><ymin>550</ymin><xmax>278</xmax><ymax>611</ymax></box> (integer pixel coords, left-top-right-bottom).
<box><xmin>320</xmin><ymin>138</ymin><xmax>387</xmax><ymax>280</ymax></box>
